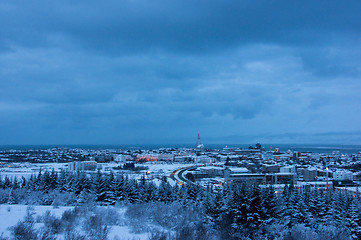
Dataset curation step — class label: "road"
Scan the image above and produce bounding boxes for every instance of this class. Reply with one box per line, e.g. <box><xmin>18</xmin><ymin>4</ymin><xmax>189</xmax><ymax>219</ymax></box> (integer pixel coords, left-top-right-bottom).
<box><xmin>170</xmin><ymin>165</ymin><xmax>199</xmax><ymax>186</ymax></box>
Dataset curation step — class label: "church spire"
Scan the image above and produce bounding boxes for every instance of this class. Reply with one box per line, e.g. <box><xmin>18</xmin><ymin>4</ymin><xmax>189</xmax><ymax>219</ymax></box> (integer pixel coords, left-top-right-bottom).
<box><xmin>196</xmin><ymin>132</ymin><xmax>204</xmax><ymax>150</ymax></box>
<box><xmin>196</xmin><ymin>132</ymin><xmax>201</xmax><ymax>147</ymax></box>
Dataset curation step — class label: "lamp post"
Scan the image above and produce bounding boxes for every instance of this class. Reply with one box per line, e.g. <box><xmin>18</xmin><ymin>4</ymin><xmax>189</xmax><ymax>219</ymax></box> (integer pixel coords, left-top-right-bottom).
<box><xmin>326</xmin><ymin>158</ymin><xmax>329</xmax><ymax>190</ymax></box>
<box><xmin>326</xmin><ymin>167</ymin><xmax>329</xmax><ymax>189</ymax></box>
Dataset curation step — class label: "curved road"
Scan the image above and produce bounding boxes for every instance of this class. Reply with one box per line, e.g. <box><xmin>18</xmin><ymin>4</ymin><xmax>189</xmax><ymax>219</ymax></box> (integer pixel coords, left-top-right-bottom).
<box><xmin>170</xmin><ymin>165</ymin><xmax>202</xmax><ymax>186</ymax></box>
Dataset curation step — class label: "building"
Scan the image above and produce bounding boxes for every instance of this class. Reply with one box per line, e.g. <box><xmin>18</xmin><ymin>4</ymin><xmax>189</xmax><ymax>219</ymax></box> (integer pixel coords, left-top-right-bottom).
<box><xmin>272</xmin><ymin>173</ymin><xmax>297</xmax><ymax>184</ymax></box>
<box><xmin>196</xmin><ymin>132</ymin><xmax>204</xmax><ymax>150</ymax></box>
<box><xmin>199</xmin><ymin>166</ymin><xmax>224</xmax><ymax>177</ymax></box>
<box><xmin>193</xmin><ymin>155</ymin><xmax>214</xmax><ymax>163</ymax></box>
<box><xmin>333</xmin><ymin>170</ymin><xmax>353</xmax><ymax>181</ymax></box>
<box><xmin>68</xmin><ymin>161</ymin><xmax>97</xmax><ymax>171</ymax></box>
<box><xmin>235</xmin><ymin>149</ymin><xmax>261</xmax><ymax>155</ymax></box>
<box><xmin>136</xmin><ymin>154</ymin><xmax>158</xmax><ymax>162</ymax></box>
<box><xmin>227</xmin><ymin>173</ymin><xmax>266</xmax><ymax>184</ymax></box>
<box><xmin>280</xmin><ymin>165</ymin><xmax>296</xmax><ymax>174</ymax></box>
<box><xmin>302</xmin><ymin>168</ymin><xmax>317</xmax><ymax>181</ymax></box>
<box><xmin>262</xmin><ymin>164</ymin><xmax>280</xmax><ymax>173</ymax></box>
<box><xmin>224</xmin><ymin>168</ymin><xmax>296</xmax><ymax>185</ymax></box>
<box><xmin>114</xmin><ymin>154</ymin><xmax>133</xmax><ymax>162</ymax></box>
<box><xmin>158</xmin><ymin>154</ymin><xmax>174</xmax><ymax>161</ymax></box>
<box><xmin>174</xmin><ymin>155</ymin><xmax>192</xmax><ymax>162</ymax></box>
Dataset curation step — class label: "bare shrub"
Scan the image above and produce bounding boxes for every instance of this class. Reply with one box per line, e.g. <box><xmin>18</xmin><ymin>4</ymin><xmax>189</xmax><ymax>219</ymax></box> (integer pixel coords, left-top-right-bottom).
<box><xmin>11</xmin><ymin>221</ymin><xmax>37</xmax><ymax>240</ymax></box>
<box><xmin>38</xmin><ymin>230</ymin><xmax>56</xmax><ymax>240</ymax></box>
<box><xmin>64</xmin><ymin>231</ymin><xmax>86</xmax><ymax>240</ymax></box>
<box><xmin>42</xmin><ymin>211</ymin><xmax>63</xmax><ymax>234</ymax></box>
<box><xmin>95</xmin><ymin>207</ymin><xmax>120</xmax><ymax>225</ymax></box>
<box><xmin>61</xmin><ymin>208</ymin><xmax>80</xmax><ymax>231</ymax></box>
<box><xmin>278</xmin><ymin>224</ymin><xmax>317</xmax><ymax>240</ymax></box>
<box><xmin>316</xmin><ymin>225</ymin><xmax>352</xmax><ymax>240</ymax></box>
<box><xmin>175</xmin><ymin>225</ymin><xmax>194</xmax><ymax>240</ymax></box>
<box><xmin>83</xmin><ymin>213</ymin><xmax>110</xmax><ymax>240</ymax></box>
<box><xmin>148</xmin><ymin>231</ymin><xmax>168</xmax><ymax>240</ymax></box>
<box><xmin>0</xmin><ymin>233</ymin><xmax>9</xmax><ymax>240</ymax></box>
<box><xmin>0</xmin><ymin>189</ymin><xmax>11</xmax><ymax>204</ymax></box>
<box><xmin>24</xmin><ymin>205</ymin><xmax>35</xmax><ymax>223</ymax></box>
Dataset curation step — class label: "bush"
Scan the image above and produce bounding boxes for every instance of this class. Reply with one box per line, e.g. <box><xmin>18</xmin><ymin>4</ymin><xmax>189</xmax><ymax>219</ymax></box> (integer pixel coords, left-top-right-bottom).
<box><xmin>24</xmin><ymin>206</ymin><xmax>35</xmax><ymax>223</ymax></box>
<box><xmin>11</xmin><ymin>221</ymin><xmax>37</xmax><ymax>240</ymax></box>
<box><xmin>38</xmin><ymin>230</ymin><xmax>56</xmax><ymax>240</ymax></box>
<box><xmin>61</xmin><ymin>208</ymin><xmax>80</xmax><ymax>231</ymax></box>
<box><xmin>175</xmin><ymin>225</ymin><xmax>193</xmax><ymax>240</ymax></box>
<box><xmin>95</xmin><ymin>207</ymin><xmax>120</xmax><ymax>225</ymax></box>
<box><xmin>149</xmin><ymin>231</ymin><xmax>168</xmax><ymax>240</ymax></box>
<box><xmin>64</xmin><ymin>231</ymin><xmax>86</xmax><ymax>240</ymax></box>
<box><xmin>0</xmin><ymin>233</ymin><xmax>9</xmax><ymax>240</ymax></box>
<box><xmin>0</xmin><ymin>189</ymin><xmax>11</xmax><ymax>204</ymax></box>
<box><xmin>83</xmin><ymin>213</ymin><xmax>110</xmax><ymax>240</ymax></box>
<box><xmin>42</xmin><ymin>211</ymin><xmax>63</xmax><ymax>234</ymax></box>
<box><xmin>316</xmin><ymin>225</ymin><xmax>352</xmax><ymax>240</ymax></box>
<box><xmin>278</xmin><ymin>227</ymin><xmax>317</xmax><ymax>240</ymax></box>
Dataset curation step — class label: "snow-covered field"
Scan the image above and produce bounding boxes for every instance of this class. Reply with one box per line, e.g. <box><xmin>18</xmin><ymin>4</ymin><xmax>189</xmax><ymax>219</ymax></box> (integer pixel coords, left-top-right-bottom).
<box><xmin>0</xmin><ymin>204</ymin><xmax>149</xmax><ymax>240</ymax></box>
<box><xmin>0</xmin><ymin>163</ymin><xmax>67</xmax><ymax>180</ymax></box>
<box><xmin>0</xmin><ymin>162</ymin><xmax>195</xmax><ymax>181</ymax></box>
<box><xmin>0</xmin><ymin>204</ymin><xmax>71</xmax><ymax>238</ymax></box>
<box><xmin>0</xmin><ymin>162</ymin><xmax>196</xmax><ymax>191</ymax></box>
<box><xmin>143</xmin><ymin>162</ymin><xmax>195</xmax><ymax>174</ymax></box>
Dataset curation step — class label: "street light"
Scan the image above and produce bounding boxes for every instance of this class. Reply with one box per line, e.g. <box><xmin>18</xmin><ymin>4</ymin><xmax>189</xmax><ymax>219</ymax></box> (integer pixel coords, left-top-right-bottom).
<box><xmin>326</xmin><ymin>165</ymin><xmax>329</xmax><ymax>190</ymax></box>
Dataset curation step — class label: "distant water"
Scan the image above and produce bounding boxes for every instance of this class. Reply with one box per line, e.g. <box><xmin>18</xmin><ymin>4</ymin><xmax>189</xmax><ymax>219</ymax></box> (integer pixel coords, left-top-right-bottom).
<box><xmin>1</xmin><ymin>143</ymin><xmax>361</xmax><ymax>154</ymax></box>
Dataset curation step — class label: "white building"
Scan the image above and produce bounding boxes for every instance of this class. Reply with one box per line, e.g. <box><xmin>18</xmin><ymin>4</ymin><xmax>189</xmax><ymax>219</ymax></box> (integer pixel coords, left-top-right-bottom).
<box><xmin>193</xmin><ymin>156</ymin><xmax>215</xmax><ymax>163</ymax></box>
<box><xmin>333</xmin><ymin>170</ymin><xmax>353</xmax><ymax>181</ymax></box>
<box><xmin>158</xmin><ymin>154</ymin><xmax>174</xmax><ymax>161</ymax></box>
<box><xmin>114</xmin><ymin>154</ymin><xmax>133</xmax><ymax>162</ymax></box>
<box><xmin>280</xmin><ymin>165</ymin><xmax>296</xmax><ymax>174</ymax></box>
<box><xmin>68</xmin><ymin>161</ymin><xmax>97</xmax><ymax>171</ymax></box>
<box><xmin>227</xmin><ymin>167</ymin><xmax>250</xmax><ymax>174</ymax></box>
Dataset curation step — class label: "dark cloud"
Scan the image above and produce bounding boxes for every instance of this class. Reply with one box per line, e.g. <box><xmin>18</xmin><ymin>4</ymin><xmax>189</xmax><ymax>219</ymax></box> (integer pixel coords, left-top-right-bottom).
<box><xmin>0</xmin><ymin>0</ymin><xmax>360</xmax><ymax>144</ymax></box>
<box><xmin>1</xmin><ymin>0</ymin><xmax>360</xmax><ymax>54</ymax></box>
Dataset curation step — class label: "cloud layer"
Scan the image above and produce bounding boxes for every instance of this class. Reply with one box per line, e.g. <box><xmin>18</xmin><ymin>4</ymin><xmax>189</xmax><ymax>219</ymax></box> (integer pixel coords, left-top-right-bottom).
<box><xmin>0</xmin><ymin>0</ymin><xmax>360</xmax><ymax>145</ymax></box>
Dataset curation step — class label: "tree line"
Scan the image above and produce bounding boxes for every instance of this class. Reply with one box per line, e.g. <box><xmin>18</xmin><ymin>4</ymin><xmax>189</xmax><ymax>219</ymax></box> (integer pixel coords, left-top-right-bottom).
<box><xmin>0</xmin><ymin>169</ymin><xmax>360</xmax><ymax>239</ymax></box>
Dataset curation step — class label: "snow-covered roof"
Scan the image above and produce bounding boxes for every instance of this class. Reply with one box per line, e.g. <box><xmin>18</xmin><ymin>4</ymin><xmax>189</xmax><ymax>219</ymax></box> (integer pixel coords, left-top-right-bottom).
<box><xmin>228</xmin><ymin>167</ymin><xmax>249</xmax><ymax>173</ymax></box>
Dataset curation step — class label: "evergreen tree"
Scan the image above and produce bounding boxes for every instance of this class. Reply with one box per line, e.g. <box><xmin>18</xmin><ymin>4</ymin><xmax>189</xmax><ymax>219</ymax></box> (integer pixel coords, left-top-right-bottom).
<box><xmin>123</xmin><ymin>179</ymin><xmax>140</xmax><ymax>203</ymax></box>
<box><xmin>12</xmin><ymin>177</ymin><xmax>19</xmax><ymax>189</ymax></box>
<box><xmin>288</xmin><ymin>191</ymin><xmax>311</xmax><ymax>227</ymax></box>
<box><xmin>260</xmin><ymin>186</ymin><xmax>278</xmax><ymax>224</ymax></box>
<box><xmin>56</xmin><ymin>169</ymin><xmax>68</xmax><ymax>191</ymax></box>
<box><xmin>3</xmin><ymin>176</ymin><xmax>12</xmax><ymax>189</ymax></box>
<box><xmin>20</xmin><ymin>176</ymin><xmax>27</xmax><ymax>188</ymax></box>
<box><xmin>102</xmin><ymin>172</ymin><xmax>116</xmax><ymax>205</ymax></box>
<box><xmin>307</xmin><ymin>189</ymin><xmax>323</xmax><ymax>224</ymax></box>
<box><xmin>8</xmin><ymin>188</ymin><xmax>16</xmax><ymax>204</ymax></box>
<box><xmin>158</xmin><ymin>181</ymin><xmax>173</xmax><ymax>202</ymax></box>
<box><xmin>346</xmin><ymin>197</ymin><xmax>361</xmax><ymax>239</ymax></box>
<box><xmin>247</xmin><ymin>185</ymin><xmax>262</xmax><ymax>228</ymax></box>
<box><xmin>91</xmin><ymin>170</ymin><xmax>110</xmax><ymax>203</ymax></box>
<box><xmin>114</xmin><ymin>175</ymin><xmax>127</xmax><ymax>201</ymax></box>
<box><xmin>73</xmin><ymin>171</ymin><xmax>90</xmax><ymax>195</ymax></box>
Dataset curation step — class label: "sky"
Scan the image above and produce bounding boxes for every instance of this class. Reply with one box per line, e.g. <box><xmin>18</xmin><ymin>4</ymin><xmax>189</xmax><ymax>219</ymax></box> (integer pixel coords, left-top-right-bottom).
<box><xmin>0</xmin><ymin>0</ymin><xmax>360</xmax><ymax>145</ymax></box>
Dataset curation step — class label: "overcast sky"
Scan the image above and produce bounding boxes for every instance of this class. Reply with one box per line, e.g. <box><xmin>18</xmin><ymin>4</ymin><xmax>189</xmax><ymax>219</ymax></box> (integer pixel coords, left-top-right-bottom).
<box><xmin>0</xmin><ymin>0</ymin><xmax>360</xmax><ymax>145</ymax></box>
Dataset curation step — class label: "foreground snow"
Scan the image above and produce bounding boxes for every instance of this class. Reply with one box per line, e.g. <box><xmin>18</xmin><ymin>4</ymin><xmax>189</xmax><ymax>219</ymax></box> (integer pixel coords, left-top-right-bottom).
<box><xmin>0</xmin><ymin>204</ymin><xmax>70</xmax><ymax>238</ymax></box>
<box><xmin>0</xmin><ymin>204</ymin><xmax>148</xmax><ymax>240</ymax></box>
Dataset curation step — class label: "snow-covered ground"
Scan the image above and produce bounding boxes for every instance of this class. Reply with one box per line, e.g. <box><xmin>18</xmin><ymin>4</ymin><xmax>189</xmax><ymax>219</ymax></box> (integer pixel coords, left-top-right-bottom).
<box><xmin>0</xmin><ymin>204</ymin><xmax>149</xmax><ymax>240</ymax></box>
<box><xmin>0</xmin><ymin>162</ymin><xmax>195</xmax><ymax>187</ymax></box>
<box><xmin>143</xmin><ymin>162</ymin><xmax>195</xmax><ymax>174</ymax></box>
<box><xmin>0</xmin><ymin>204</ymin><xmax>72</xmax><ymax>238</ymax></box>
<box><xmin>0</xmin><ymin>162</ymin><xmax>195</xmax><ymax>191</ymax></box>
<box><xmin>0</xmin><ymin>163</ymin><xmax>68</xmax><ymax>180</ymax></box>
